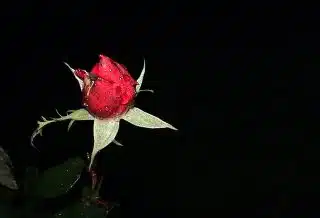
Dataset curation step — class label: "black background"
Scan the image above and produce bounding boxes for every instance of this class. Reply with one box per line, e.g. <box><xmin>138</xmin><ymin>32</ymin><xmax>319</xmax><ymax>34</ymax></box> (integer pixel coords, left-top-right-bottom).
<box><xmin>1</xmin><ymin>1</ymin><xmax>319</xmax><ymax>217</ymax></box>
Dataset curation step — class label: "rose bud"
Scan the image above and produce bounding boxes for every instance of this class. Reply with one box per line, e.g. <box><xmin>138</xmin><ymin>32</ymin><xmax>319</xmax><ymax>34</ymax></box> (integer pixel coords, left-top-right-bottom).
<box><xmin>32</xmin><ymin>54</ymin><xmax>177</xmax><ymax>170</ymax></box>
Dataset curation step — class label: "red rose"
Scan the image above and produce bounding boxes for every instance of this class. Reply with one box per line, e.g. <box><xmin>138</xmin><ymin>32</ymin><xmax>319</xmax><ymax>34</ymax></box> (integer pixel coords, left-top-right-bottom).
<box><xmin>74</xmin><ymin>55</ymin><xmax>138</xmax><ymax>119</ymax></box>
<box><xmin>32</xmin><ymin>54</ymin><xmax>178</xmax><ymax>170</ymax></box>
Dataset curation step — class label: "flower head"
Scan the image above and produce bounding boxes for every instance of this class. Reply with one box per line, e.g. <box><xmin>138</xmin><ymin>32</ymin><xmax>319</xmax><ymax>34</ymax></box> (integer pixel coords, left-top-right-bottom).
<box><xmin>31</xmin><ymin>54</ymin><xmax>177</xmax><ymax>170</ymax></box>
<box><xmin>74</xmin><ymin>55</ymin><xmax>137</xmax><ymax>119</ymax></box>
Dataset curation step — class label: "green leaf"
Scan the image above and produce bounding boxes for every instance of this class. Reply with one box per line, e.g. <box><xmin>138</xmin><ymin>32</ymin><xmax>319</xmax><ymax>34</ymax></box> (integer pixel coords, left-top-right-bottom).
<box><xmin>29</xmin><ymin>157</ymin><xmax>85</xmax><ymax>198</ymax></box>
<box><xmin>122</xmin><ymin>107</ymin><xmax>178</xmax><ymax>130</ymax></box>
<box><xmin>21</xmin><ymin>167</ymin><xmax>41</xmax><ymax>216</ymax></box>
<box><xmin>0</xmin><ymin>185</ymin><xmax>17</xmax><ymax>203</ymax></box>
<box><xmin>23</xmin><ymin>167</ymin><xmax>39</xmax><ymax>196</ymax></box>
<box><xmin>0</xmin><ymin>204</ymin><xmax>17</xmax><ymax>218</ymax></box>
<box><xmin>53</xmin><ymin>201</ymin><xmax>107</xmax><ymax>218</ymax></box>
<box><xmin>0</xmin><ymin>147</ymin><xmax>18</xmax><ymax>190</ymax></box>
<box><xmin>90</xmin><ymin>119</ymin><xmax>120</xmax><ymax>170</ymax></box>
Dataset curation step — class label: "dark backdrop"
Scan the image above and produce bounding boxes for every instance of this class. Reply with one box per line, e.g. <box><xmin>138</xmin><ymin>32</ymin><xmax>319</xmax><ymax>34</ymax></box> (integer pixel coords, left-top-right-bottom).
<box><xmin>1</xmin><ymin>2</ymin><xmax>319</xmax><ymax>217</ymax></box>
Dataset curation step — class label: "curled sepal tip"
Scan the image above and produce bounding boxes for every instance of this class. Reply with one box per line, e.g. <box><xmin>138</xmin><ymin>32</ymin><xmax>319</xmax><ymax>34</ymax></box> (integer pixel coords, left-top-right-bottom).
<box><xmin>136</xmin><ymin>58</ymin><xmax>145</xmax><ymax>93</ymax></box>
<box><xmin>31</xmin><ymin>109</ymin><xmax>94</xmax><ymax>146</ymax></box>
<box><xmin>113</xmin><ymin>139</ymin><xmax>124</xmax><ymax>146</ymax></box>
<box><xmin>67</xmin><ymin>120</ymin><xmax>76</xmax><ymax>131</ymax></box>
<box><xmin>64</xmin><ymin>62</ymin><xmax>84</xmax><ymax>90</ymax></box>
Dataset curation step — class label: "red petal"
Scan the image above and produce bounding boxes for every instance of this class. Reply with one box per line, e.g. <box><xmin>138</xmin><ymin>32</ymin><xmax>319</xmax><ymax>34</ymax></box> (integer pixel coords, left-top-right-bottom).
<box><xmin>74</xmin><ymin>69</ymin><xmax>87</xmax><ymax>80</ymax></box>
